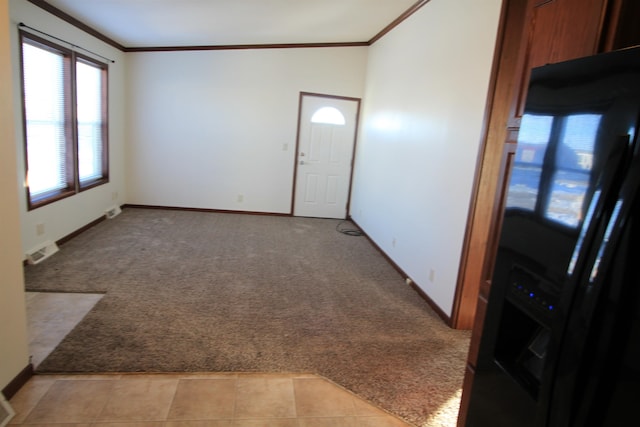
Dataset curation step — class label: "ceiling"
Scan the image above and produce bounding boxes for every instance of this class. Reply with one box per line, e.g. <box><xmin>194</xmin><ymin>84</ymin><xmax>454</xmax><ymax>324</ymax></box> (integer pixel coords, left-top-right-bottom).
<box><xmin>37</xmin><ymin>0</ymin><xmax>422</xmax><ymax>49</ymax></box>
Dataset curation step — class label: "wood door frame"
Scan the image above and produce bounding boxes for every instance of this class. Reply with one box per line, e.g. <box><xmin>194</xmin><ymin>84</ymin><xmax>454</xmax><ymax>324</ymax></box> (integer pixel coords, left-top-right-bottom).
<box><xmin>290</xmin><ymin>91</ymin><xmax>362</xmax><ymax>217</ymax></box>
<box><xmin>450</xmin><ymin>0</ymin><xmax>522</xmax><ymax>329</ymax></box>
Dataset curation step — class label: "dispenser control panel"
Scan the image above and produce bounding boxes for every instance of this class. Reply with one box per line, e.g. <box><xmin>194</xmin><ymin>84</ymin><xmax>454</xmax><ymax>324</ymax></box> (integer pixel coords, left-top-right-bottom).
<box><xmin>506</xmin><ymin>265</ymin><xmax>559</xmax><ymax>324</ymax></box>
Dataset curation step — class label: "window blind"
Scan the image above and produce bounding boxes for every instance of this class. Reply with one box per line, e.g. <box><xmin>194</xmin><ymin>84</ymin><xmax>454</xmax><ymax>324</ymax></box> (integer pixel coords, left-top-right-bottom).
<box><xmin>76</xmin><ymin>59</ymin><xmax>104</xmax><ymax>185</ymax></box>
<box><xmin>22</xmin><ymin>41</ymin><xmax>70</xmax><ymax>200</ymax></box>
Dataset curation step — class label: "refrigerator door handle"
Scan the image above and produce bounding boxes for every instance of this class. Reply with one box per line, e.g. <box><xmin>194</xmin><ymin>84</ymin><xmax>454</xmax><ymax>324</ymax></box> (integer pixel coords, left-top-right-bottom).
<box><xmin>548</xmin><ymin>154</ymin><xmax>640</xmax><ymax>427</ymax></box>
<box><xmin>544</xmin><ymin>136</ymin><xmax>635</xmax><ymax>427</ymax></box>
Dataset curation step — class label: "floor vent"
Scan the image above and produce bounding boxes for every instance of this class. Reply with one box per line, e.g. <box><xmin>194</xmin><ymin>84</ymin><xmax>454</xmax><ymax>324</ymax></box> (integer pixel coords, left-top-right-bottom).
<box><xmin>0</xmin><ymin>394</ymin><xmax>15</xmax><ymax>427</ymax></box>
<box><xmin>26</xmin><ymin>240</ymin><xmax>59</xmax><ymax>265</ymax></box>
<box><xmin>105</xmin><ymin>205</ymin><xmax>122</xmax><ymax>219</ymax></box>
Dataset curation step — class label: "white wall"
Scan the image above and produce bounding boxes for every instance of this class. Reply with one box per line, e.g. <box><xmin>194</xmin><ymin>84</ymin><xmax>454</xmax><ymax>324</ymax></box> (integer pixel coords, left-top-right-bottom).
<box><xmin>125</xmin><ymin>47</ymin><xmax>367</xmax><ymax>212</ymax></box>
<box><xmin>351</xmin><ymin>0</ymin><xmax>502</xmax><ymax>315</ymax></box>
<box><xmin>10</xmin><ymin>0</ymin><xmax>127</xmax><ymax>254</ymax></box>
<box><xmin>0</xmin><ymin>0</ymin><xmax>29</xmax><ymax>391</ymax></box>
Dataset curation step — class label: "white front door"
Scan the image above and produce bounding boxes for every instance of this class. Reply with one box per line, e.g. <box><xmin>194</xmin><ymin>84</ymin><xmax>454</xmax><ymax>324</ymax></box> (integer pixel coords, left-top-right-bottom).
<box><xmin>293</xmin><ymin>94</ymin><xmax>359</xmax><ymax>219</ymax></box>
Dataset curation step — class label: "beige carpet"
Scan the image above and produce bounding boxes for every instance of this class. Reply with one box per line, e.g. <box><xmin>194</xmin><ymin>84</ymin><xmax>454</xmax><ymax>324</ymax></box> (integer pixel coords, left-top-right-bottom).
<box><xmin>24</xmin><ymin>208</ymin><xmax>470</xmax><ymax>426</ymax></box>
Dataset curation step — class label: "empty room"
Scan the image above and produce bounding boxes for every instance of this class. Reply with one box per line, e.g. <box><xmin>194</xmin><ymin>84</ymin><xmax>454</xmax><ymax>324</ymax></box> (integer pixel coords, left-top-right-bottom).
<box><xmin>16</xmin><ymin>0</ymin><xmax>633</xmax><ymax>426</ymax></box>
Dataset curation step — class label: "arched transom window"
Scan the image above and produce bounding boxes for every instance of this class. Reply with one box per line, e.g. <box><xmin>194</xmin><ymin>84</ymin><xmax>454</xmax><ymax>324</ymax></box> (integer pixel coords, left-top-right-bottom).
<box><xmin>311</xmin><ymin>107</ymin><xmax>346</xmax><ymax>125</ymax></box>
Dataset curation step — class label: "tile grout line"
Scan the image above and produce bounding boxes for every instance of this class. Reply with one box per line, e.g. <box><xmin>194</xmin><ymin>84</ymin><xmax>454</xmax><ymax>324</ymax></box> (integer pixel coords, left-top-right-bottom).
<box><xmin>288</xmin><ymin>376</ymin><xmax>300</xmax><ymax>424</ymax></box>
<box><xmin>232</xmin><ymin>376</ymin><xmax>239</xmax><ymax>421</ymax></box>
<box><xmin>88</xmin><ymin>377</ymin><xmax>116</xmax><ymax>425</ymax></box>
<box><xmin>164</xmin><ymin>375</ymin><xmax>184</xmax><ymax>422</ymax></box>
<box><xmin>15</xmin><ymin>378</ymin><xmax>57</xmax><ymax>425</ymax></box>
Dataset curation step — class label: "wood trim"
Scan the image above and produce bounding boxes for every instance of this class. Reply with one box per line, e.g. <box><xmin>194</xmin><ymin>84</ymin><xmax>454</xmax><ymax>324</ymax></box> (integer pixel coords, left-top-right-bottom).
<box><xmin>122</xmin><ymin>204</ymin><xmax>292</xmax><ymax>217</ymax></box>
<box><xmin>1</xmin><ymin>363</ymin><xmax>33</xmax><ymax>400</ymax></box>
<box><xmin>56</xmin><ymin>215</ymin><xmax>106</xmax><ymax>246</ymax></box>
<box><xmin>597</xmin><ymin>0</ymin><xmax>640</xmax><ymax>53</ymax></box>
<box><xmin>450</xmin><ymin>0</ymin><xmax>513</xmax><ymax>330</ymax></box>
<box><xmin>291</xmin><ymin>93</ymin><xmax>305</xmax><ymax>215</ymax></box>
<box><xmin>408</xmin><ymin>280</ymin><xmax>451</xmax><ymax>324</ymax></box>
<box><xmin>291</xmin><ymin>92</ymin><xmax>362</xmax><ymax>219</ymax></box>
<box><xmin>23</xmin><ymin>212</ymin><xmax>108</xmax><ymax>264</ymax></box>
<box><xmin>24</xmin><ymin>205</ymin><xmax>286</xmax><ymax>265</ymax></box>
<box><xmin>26</xmin><ymin>0</ymin><xmax>125</xmax><ymax>51</ymax></box>
<box><xmin>349</xmin><ymin>217</ymin><xmax>452</xmax><ymax>326</ymax></box>
<box><xmin>599</xmin><ymin>0</ymin><xmax>624</xmax><ymax>52</ymax></box>
<box><xmin>346</xmin><ymin>101</ymin><xmax>362</xmax><ymax>217</ymax></box>
<box><xmin>28</xmin><ymin>0</ymin><xmax>431</xmax><ymax>52</ymax></box>
<box><xmin>457</xmin><ymin>364</ymin><xmax>477</xmax><ymax>427</ymax></box>
<box><xmin>298</xmin><ymin>92</ymin><xmax>362</xmax><ymax>103</ymax></box>
<box><xmin>124</xmin><ymin>42</ymin><xmax>369</xmax><ymax>53</ymax></box>
<box><xmin>481</xmin><ymin>140</ymin><xmax>517</xmax><ymax>287</ymax></box>
<box><xmin>368</xmin><ymin>0</ymin><xmax>434</xmax><ymax>45</ymax></box>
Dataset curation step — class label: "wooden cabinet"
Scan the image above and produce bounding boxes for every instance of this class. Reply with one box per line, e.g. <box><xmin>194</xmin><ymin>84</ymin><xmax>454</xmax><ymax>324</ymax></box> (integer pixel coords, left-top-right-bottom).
<box><xmin>456</xmin><ymin>0</ymin><xmax>640</xmax><ymax>425</ymax></box>
<box><xmin>509</xmin><ymin>0</ymin><xmax>608</xmax><ymax>127</ymax></box>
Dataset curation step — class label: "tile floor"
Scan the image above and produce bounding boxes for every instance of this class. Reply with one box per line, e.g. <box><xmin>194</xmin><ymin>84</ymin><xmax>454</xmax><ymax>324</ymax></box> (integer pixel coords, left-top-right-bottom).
<box><xmin>9</xmin><ymin>293</ymin><xmax>411</xmax><ymax>426</ymax></box>
<box><xmin>9</xmin><ymin>373</ymin><xmax>410</xmax><ymax>426</ymax></box>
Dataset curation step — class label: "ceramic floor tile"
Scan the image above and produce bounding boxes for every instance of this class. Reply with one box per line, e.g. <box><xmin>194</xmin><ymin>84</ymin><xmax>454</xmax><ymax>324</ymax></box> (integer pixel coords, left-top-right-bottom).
<box><xmin>294</xmin><ymin>378</ymin><xmax>357</xmax><ymax>417</ymax></box>
<box><xmin>298</xmin><ymin>417</ymin><xmax>358</xmax><ymax>427</ymax></box>
<box><xmin>234</xmin><ymin>376</ymin><xmax>296</xmax><ymax>419</ymax></box>
<box><xmin>354</xmin><ymin>416</ymin><xmax>414</xmax><ymax>426</ymax></box>
<box><xmin>232</xmin><ymin>419</ymin><xmax>298</xmax><ymax>427</ymax></box>
<box><xmin>8</xmin><ymin>376</ymin><xmax>56</xmax><ymax>424</ymax></box>
<box><xmin>93</xmin><ymin>423</ymin><xmax>164</xmax><ymax>427</ymax></box>
<box><xmin>351</xmin><ymin>396</ymin><xmax>390</xmax><ymax>417</ymax></box>
<box><xmin>127</xmin><ymin>373</ymin><xmax>237</xmax><ymax>381</ymax></box>
<box><xmin>299</xmin><ymin>417</ymin><xmax>410</xmax><ymax>427</ymax></box>
<box><xmin>164</xmin><ymin>421</ymin><xmax>234</xmax><ymax>427</ymax></box>
<box><xmin>167</xmin><ymin>379</ymin><xmax>236</xmax><ymax>420</ymax></box>
<box><xmin>23</xmin><ymin>380</ymin><xmax>112</xmax><ymax>424</ymax></box>
<box><xmin>95</xmin><ymin>378</ymin><xmax>178</xmax><ymax>421</ymax></box>
<box><xmin>43</xmin><ymin>374</ymin><xmax>122</xmax><ymax>381</ymax></box>
<box><xmin>17</xmin><ymin>424</ymin><xmax>92</xmax><ymax>427</ymax></box>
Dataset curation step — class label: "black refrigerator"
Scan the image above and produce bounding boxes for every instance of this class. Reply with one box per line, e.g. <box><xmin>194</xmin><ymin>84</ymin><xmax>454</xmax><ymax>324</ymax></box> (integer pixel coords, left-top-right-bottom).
<box><xmin>466</xmin><ymin>46</ymin><xmax>640</xmax><ymax>427</ymax></box>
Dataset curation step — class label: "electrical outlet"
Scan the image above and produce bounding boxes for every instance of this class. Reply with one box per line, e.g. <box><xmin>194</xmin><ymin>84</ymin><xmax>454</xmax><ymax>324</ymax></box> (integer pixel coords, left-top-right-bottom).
<box><xmin>36</xmin><ymin>223</ymin><xmax>45</xmax><ymax>236</ymax></box>
<box><xmin>392</xmin><ymin>238</ymin><xmax>396</xmax><ymax>248</ymax></box>
<box><xmin>111</xmin><ymin>191</ymin><xmax>118</xmax><ymax>200</ymax></box>
<box><xmin>282</xmin><ymin>143</ymin><xmax>288</xmax><ymax>151</ymax></box>
<box><xmin>237</xmin><ymin>194</ymin><xmax>244</xmax><ymax>203</ymax></box>
<box><xmin>429</xmin><ymin>269</ymin><xmax>435</xmax><ymax>283</ymax></box>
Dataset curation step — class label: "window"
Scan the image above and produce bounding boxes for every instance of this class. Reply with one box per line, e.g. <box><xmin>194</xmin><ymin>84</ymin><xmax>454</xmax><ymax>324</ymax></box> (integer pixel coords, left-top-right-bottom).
<box><xmin>311</xmin><ymin>107</ymin><xmax>345</xmax><ymax>125</ymax></box>
<box><xmin>20</xmin><ymin>31</ymin><xmax>108</xmax><ymax>209</ymax></box>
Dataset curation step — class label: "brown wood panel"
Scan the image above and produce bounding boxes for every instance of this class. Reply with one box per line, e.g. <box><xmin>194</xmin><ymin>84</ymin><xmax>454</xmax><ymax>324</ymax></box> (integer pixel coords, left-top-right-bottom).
<box><xmin>600</xmin><ymin>0</ymin><xmax>640</xmax><ymax>51</ymax></box>
<box><xmin>481</xmin><ymin>140</ymin><xmax>517</xmax><ymax>284</ymax></box>
<box><xmin>467</xmin><ymin>295</ymin><xmax>488</xmax><ymax>366</ymax></box>
<box><xmin>511</xmin><ymin>0</ymin><xmax>607</xmax><ymax>121</ymax></box>
<box><xmin>457</xmin><ymin>364</ymin><xmax>477</xmax><ymax>427</ymax></box>
<box><xmin>451</xmin><ymin>0</ymin><xmax>528</xmax><ymax>329</ymax></box>
<box><xmin>549</xmin><ymin>0</ymin><xmax>607</xmax><ymax>62</ymax></box>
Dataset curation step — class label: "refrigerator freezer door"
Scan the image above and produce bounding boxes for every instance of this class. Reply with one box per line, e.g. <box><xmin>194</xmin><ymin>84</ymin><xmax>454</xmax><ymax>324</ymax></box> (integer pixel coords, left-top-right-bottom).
<box><xmin>547</xmin><ymin>156</ymin><xmax>640</xmax><ymax>427</ymax></box>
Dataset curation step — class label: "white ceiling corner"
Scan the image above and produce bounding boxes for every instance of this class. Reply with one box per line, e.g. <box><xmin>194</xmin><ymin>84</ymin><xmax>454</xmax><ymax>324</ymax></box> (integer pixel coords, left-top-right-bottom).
<box><xmin>41</xmin><ymin>0</ymin><xmax>420</xmax><ymax>48</ymax></box>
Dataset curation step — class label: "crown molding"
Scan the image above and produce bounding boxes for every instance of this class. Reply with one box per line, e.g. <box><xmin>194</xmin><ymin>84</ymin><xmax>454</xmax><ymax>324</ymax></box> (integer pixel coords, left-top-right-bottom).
<box><xmin>27</xmin><ymin>0</ymin><xmax>431</xmax><ymax>52</ymax></box>
<box><xmin>368</xmin><ymin>0</ymin><xmax>433</xmax><ymax>44</ymax></box>
<box><xmin>26</xmin><ymin>0</ymin><xmax>126</xmax><ymax>50</ymax></box>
